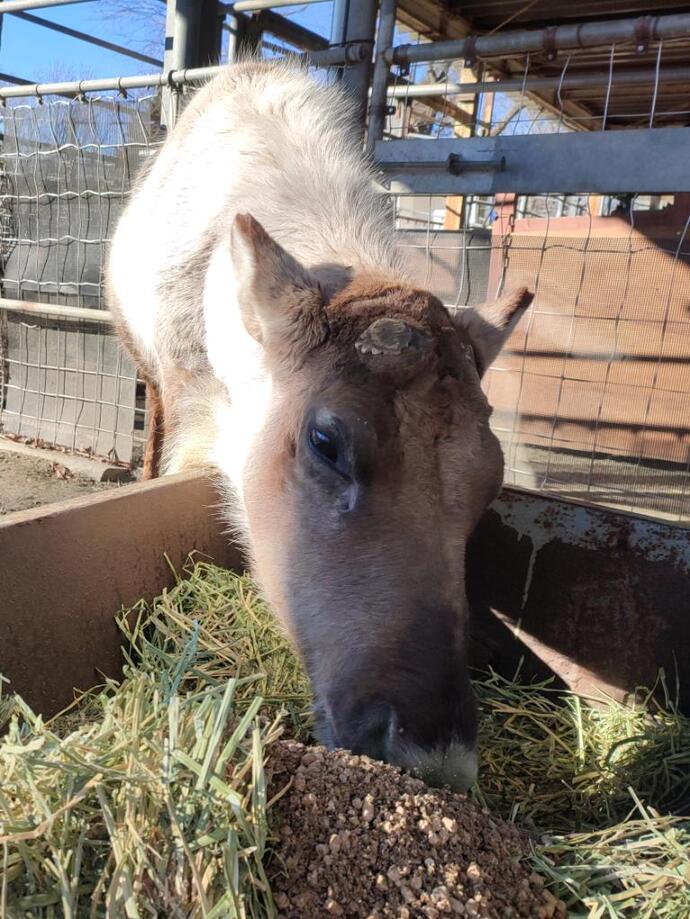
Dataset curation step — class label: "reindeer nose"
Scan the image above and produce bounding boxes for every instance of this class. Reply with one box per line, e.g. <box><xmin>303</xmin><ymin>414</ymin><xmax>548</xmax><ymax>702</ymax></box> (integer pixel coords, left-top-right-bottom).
<box><xmin>347</xmin><ymin>705</ymin><xmax>478</xmax><ymax>791</ymax></box>
<box><xmin>346</xmin><ymin>700</ymin><xmax>395</xmax><ymax>763</ymax></box>
<box><xmin>410</xmin><ymin>743</ymin><xmax>479</xmax><ymax>792</ymax></box>
<box><xmin>319</xmin><ymin>698</ymin><xmax>478</xmax><ymax>791</ymax></box>
<box><xmin>386</xmin><ymin>733</ymin><xmax>479</xmax><ymax>792</ymax></box>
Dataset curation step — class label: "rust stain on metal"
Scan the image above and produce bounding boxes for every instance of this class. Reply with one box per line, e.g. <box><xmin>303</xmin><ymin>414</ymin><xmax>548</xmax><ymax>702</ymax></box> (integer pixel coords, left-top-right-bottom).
<box><xmin>468</xmin><ymin>487</ymin><xmax>690</xmax><ymax>713</ymax></box>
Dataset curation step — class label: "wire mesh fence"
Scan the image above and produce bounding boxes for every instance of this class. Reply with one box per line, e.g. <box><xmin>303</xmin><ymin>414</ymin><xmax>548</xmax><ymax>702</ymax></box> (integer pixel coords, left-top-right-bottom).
<box><xmin>1</xmin><ymin>22</ymin><xmax>689</xmax><ymax>523</ymax></box>
<box><xmin>382</xmin><ymin>32</ymin><xmax>690</xmax><ymax>523</ymax></box>
<box><xmin>0</xmin><ymin>91</ymin><xmax>162</xmax><ymax>463</ymax></box>
<box><xmin>487</xmin><ymin>192</ymin><xmax>689</xmax><ymax>521</ymax></box>
<box><xmin>0</xmin><ymin>55</ymin><xmax>340</xmax><ymax>466</ymax></box>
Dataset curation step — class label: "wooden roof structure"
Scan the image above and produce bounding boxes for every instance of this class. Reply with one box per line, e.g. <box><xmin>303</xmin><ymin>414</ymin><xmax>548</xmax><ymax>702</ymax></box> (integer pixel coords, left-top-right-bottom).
<box><xmin>395</xmin><ymin>1</ymin><xmax>690</xmax><ymax>130</ymax></box>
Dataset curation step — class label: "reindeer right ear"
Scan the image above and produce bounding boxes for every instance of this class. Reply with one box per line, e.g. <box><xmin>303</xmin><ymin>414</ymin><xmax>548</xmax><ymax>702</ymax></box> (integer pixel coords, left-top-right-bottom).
<box><xmin>453</xmin><ymin>286</ymin><xmax>533</xmax><ymax>377</ymax></box>
<box><xmin>230</xmin><ymin>213</ymin><xmax>326</xmax><ymax>355</ymax></box>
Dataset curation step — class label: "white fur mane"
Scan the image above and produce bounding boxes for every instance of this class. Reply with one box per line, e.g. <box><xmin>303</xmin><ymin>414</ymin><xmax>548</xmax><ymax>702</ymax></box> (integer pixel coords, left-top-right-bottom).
<box><xmin>107</xmin><ymin>59</ymin><xmax>405</xmax><ymax>514</ymax></box>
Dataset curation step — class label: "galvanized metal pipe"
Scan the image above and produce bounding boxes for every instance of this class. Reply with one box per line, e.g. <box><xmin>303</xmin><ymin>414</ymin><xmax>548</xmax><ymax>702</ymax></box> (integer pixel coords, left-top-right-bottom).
<box><xmin>0</xmin><ymin>0</ymin><xmax>97</xmax><ymax>13</ymax></box>
<box><xmin>161</xmin><ymin>0</ymin><xmax>197</xmax><ymax>127</ymax></box>
<box><xmin>0</xmin><ymin>69</ymin><xmax>213</xmax><ymax>98</ymax></box>
<box><xmin>387</xmin><ymin>12</ymin><xmax>690</xmax><ymax>65</ymax></box>
<box><xmin>340</xmin><ymin>0</ymin><xmax>377</xmax><ymax>128</ymax></box>
<box><xmin>330</xmin><ymin>0</ymin><xmax>348</xmax><ymax>46</ymax></box>
<box><xmin>224</xmin><ymin>13</ymin><xmax>241</xmax><ymax>62</ymax></box>
<box><xmin>230</xmin><ymin>0</ymin><xmax>329</xmax><ymax>11</ymax></box>
<box><xmin>313</xmin><ymin>43</ymin><xmax>368</xmax><ymax>66</ymax></box>
<box><xmin>165</xmin><ymin>0</ymin><xmax>197</xmax><ymax>73</ymax></box>
<box><xmin>0</xmin><ymin>49</ymin><xmax>354</xmax><ymax>99</ymax></box>
<box><xmin>367</xmin><ymin>0</ymin><xmax>396</xmax><ymax>154</ymax></box>
<box><xmin>385</xmin><ymin>64</ymin><xmax>690</xmax><ymax>100</ymax></box>
<box><xmin>0</xmin><ymin>72</ymin><xmax>145</xmax><ymax>112</ymax></box>
<box><xmin>0</xmin><ymin>298</ymin><xmax>113</xmax><ymax>323</ymax></box>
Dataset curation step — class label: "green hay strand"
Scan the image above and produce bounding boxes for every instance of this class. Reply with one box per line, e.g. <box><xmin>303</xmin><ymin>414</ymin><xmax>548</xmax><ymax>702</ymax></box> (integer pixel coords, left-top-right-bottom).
<box><xmin>1</xmin><ymin>560</ymin><xmax>688</xmax><ymax>918</ymax></box>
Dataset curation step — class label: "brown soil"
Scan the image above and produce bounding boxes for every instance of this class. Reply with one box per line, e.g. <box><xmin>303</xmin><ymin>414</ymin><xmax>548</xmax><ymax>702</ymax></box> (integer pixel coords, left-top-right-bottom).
<box><xmin>0</xmin><ymin>449</ymin><xmax>116</xmax><ymax>516</ymax></box>
<box><xmin>267</xmin><ymin>741</ymin><xmax>566</xmax><ymax>919</ymax></box>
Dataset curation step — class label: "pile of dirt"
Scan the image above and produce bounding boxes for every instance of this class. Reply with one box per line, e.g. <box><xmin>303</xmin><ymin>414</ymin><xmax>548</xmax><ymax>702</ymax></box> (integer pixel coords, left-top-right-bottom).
<box><xmin>268</xmin><ymin>741</ymin><xmax>566</xmax><ymax>919</ymax></box>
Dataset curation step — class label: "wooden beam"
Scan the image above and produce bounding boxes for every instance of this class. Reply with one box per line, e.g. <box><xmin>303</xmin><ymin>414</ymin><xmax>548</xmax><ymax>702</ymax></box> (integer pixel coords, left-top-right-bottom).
<box><xmin>444</xmin><ymin>65</ymin><xmax>478</xmax><ymax>231</ymax></box>
<box><xmin>396</xmin><ymin>0</ymin><xmax>472</xmax><ymax>41</ymax></box>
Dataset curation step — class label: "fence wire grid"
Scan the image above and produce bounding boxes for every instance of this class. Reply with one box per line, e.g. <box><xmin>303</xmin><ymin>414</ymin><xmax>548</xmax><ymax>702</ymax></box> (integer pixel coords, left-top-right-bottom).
<box><xmin>0</xmin><ymin>91</ymin><xmax>163</xmax><ymax>463</ymax></box>
<box><xmin>1</xmin><ymin>29</ymin><xmax>689</xmax><ymax>523</ymax></box>
<box><xmin>385</xmin><ymin>32</ymin><xmax>690</xmax><ymax>523</ymax></box>
<box><xmin>0</xmin><ymin>44</ymin><xmax>343</xmax><ymax>465</ymax></box>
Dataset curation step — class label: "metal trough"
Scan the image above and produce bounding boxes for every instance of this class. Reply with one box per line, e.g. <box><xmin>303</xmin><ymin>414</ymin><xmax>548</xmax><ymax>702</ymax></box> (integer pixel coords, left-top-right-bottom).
<box><xmin>468</xmin><ymin>489</ymin><xmax>690</xmax><ymax>712</ymax></box>
<box><xmin>1</xmin><ymin>474</ymin><xmax>687</xmax><ymax>717</ymax></box>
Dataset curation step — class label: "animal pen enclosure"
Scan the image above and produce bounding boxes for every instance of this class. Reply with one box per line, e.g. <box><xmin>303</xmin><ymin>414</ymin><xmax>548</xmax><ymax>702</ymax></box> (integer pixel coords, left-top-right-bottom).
<box><xmin>1</xmin><ymin>7</ymin><xmax>690</xmax><ymax>916</ymax></box>
<box><xmin>0</xmin><ymin>1</ymin><xmax>689</xmax><ymax>707</ymax></box>
<box><xmin>1</xmin><ymin>1</ymin><xmax>690</xmax><ymax>522</ymax></box>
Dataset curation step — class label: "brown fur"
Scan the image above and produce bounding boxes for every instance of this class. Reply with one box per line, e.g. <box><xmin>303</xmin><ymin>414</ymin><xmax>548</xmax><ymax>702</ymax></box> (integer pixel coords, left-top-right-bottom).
<box><xmin>237</xmin><ymin>271</ymin><xmax>514</xmax><ymax>762</ymax></box>
<box><xmin>143</xmin><ymin>382</ymin><xmax>164</xmax><ymax>480</ymax></box>
<box><xmin>104</xmin><ymin>57</ymin><xmax>533</xmax><ymax>782</ymax></box>
<box><xmin>110</xmin><ymin>310</ymin><xmax>165</xmax><ymax>480</ymax></box>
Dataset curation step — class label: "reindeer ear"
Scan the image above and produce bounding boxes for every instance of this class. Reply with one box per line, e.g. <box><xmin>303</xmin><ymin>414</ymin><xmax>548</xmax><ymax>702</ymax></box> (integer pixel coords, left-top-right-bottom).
<box><xmin>230</xmin><ymin>213</ymin><xmax>326</xmax><ymax>354</ymax></box>
<box><xmin>454</xmin><ymin>286</ymin><xmax>533</xmax><ymax>377</ymax></box>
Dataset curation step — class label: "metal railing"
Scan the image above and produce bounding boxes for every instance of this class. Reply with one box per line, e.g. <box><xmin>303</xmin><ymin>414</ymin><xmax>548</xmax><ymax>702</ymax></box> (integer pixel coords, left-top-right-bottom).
<box><xmin>370</xmin><ymin>6</ymin><xmax>690</xmax><ymax>522</ymax></box>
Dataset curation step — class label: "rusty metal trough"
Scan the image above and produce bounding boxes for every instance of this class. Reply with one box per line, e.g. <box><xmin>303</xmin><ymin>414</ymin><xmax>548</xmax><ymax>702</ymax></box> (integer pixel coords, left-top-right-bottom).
<box><xmin>1</xmin><ymin>473</ymin><xmax>688</xmax><ymax>718</ymax></box>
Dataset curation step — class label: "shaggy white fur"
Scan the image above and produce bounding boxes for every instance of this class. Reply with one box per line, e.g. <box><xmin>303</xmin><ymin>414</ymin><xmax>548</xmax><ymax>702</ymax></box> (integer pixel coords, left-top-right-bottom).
<box><xmin>107</xmin><ymin>59</ymin><xmax>404</xmax><ymax>501</ymax></box>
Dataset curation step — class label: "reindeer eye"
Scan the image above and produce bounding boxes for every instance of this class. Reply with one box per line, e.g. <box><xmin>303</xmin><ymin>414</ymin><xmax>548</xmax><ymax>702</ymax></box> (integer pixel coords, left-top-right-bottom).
<box><xmin>308</xmin><ymin>427</ymin><xmax>339</xmax><ymax>465</ymax></box>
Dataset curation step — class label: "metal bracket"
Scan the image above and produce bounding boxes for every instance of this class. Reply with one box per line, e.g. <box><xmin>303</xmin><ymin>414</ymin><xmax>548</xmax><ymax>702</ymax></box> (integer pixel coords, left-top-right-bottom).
<box><xmin>634</xmin><ymin>16</ymin><xmax>652</xmax><ymax>53</ymax></box>
<box><xmin>344</xmin><ymin>40</ymin><xmax>372</xmax><ymax>63</ymax></box>
<box><xmin>380</xmin><ymin>153</ymin><xmax>506</xmax><ymax>174</ymax></box>
<box><xmin>380</xmin><ymin>153</ymin><xmax>506</xmax><ymax>175</ymax></box>
<box><xmin>376</xmin><ymin>127</ymin><xmax>690</xmax><ymax>194</ymax></box>
<box><xmin>543</xmin><ymin>26</ymin><xmax>558</xmax><ymax>61</ymax></box>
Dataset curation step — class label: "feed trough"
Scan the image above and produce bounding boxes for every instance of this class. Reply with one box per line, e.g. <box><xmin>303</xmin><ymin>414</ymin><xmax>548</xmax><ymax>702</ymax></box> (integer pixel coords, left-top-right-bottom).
<box><xmin>1</xmin><ymin>476</ymin><xmax>688</xmax><ymax>916</ymax></box>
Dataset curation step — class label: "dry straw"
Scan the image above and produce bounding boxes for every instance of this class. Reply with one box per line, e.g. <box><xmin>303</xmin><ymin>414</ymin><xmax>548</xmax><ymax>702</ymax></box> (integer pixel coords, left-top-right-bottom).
<box><xmin>1</xmin><ymin>560</ymin><xmax>688</xmax><ymax>918</ymax></box>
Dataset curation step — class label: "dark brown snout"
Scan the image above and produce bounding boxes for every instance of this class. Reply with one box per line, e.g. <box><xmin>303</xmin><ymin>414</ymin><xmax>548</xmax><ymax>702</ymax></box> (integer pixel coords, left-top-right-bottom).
<box><xmin>311</xmin><ymin>606</ymin><xmax>479</xmax><ymax>791</ymax></box>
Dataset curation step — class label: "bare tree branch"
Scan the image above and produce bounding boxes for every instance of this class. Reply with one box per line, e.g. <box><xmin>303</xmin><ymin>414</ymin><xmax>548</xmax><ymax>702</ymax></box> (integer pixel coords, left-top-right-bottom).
<box><xmin>96</xmin><ymin>0</ymin><xmax>166</xmax><ymax>59</ymax></box>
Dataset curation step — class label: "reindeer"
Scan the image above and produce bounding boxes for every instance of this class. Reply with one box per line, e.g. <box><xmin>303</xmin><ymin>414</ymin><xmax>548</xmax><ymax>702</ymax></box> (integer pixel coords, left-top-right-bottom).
<box><xmin>107</xmin><ymin>59</ymin><xmax>532</xmax><ymax>791</ymax></box>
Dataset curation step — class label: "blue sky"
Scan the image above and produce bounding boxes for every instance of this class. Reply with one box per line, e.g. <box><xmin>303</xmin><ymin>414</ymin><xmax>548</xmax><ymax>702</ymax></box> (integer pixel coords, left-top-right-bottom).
<box><xmin>0</xmin><ymin>5</ymin><xmax>512</xmax><ymax>136</ymax></box>
<box><xmin>0</xmin><ymin>2</ymin><xmax>334</xmax><ymax>84</ymax></box>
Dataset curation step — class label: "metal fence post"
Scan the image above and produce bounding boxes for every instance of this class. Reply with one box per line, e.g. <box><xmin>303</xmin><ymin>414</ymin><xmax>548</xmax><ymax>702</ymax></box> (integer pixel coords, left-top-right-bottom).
<box><xmin>162</xmin><ymin>0</ymin><xmax>222</xmax><ymax>127</ymax></box>
<box><xmin>330</xmin><ymin>0</ymin><xmax>347</xmax><ymax>46</ymax></box>
<box><xmin>197</xmin><ymin>0</ymin><xmax>223</xmax><ymax>66</ymax></box>
<box><xmin>226</xmin><ymin>11</ymin><xmax>262</xmax><ymax>63</ymax></box>
<box><xmin>339</xmin><ymin>0</ymin><xmax>378</xmax><ymax>133</ymax></box>
<box><xmin>366</xmin><ymin>0</ymin><xmax>395</xmax><ymax>154</ymax></box>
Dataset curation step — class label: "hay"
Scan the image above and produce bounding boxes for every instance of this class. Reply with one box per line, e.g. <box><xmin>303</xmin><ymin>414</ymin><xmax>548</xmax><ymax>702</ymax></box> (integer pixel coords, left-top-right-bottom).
<box><xmin>0</xmin><ymin>567</ymin><xmax>288</xmax><ymax>918</ymax></box>
<box><xmin>474</xmin><ymin>673</ymin><xmax>690</xmax><ymax>917</ymax></box>
<box><xmin>121</xmin><ymin>563</ymin><xmax>311</xmax><ymax>738</ymax></box>
<box><xmin>1</xmin><ymin>560</ymin><xmax>688</xmax><ymax>918</ymax></box>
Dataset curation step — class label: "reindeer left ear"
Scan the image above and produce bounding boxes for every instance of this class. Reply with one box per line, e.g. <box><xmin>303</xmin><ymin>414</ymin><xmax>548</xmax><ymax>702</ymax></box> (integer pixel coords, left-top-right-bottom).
<box><xmin>230</xmin><ymin>212</ymin><xmax>326</xmax><ymax>355</ymax></box>
<box><xmin>453</xmin><ymin>286</ymin><xmax>533</xmax><ymax>377</ymax></box>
